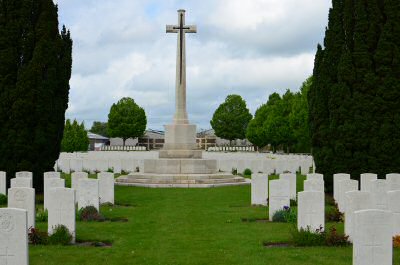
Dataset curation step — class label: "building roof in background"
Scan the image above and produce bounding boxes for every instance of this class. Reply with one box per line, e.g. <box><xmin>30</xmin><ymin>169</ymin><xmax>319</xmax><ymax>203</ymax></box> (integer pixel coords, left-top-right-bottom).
<box><xmin>87</xmin><ymin>132</ymin><xmax>109</xmax><ymax>140</ymax></box>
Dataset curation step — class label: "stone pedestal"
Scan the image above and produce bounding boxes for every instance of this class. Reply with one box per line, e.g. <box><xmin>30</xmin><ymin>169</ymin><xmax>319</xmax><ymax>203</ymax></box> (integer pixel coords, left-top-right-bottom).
<box><xmin>144</xmin><ymin>159</ymin><xmax>217</xmax><ymax>174</ymax></box>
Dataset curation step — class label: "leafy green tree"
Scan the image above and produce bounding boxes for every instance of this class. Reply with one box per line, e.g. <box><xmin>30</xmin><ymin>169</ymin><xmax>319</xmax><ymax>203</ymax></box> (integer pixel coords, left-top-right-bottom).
<box><xmin>0</xmin><ymin>0</ymin><xmax>72</xmax><ymax>192</ymax></box>
<box><xmin>61</xmin><ymin>119</ymin><xmax>89</xmax><ymax>152</ymax></box>
<box><xmin>309</xmin><ymin>0</ymin><xmax>400</xmax><ymax>191</ymax></box>
<box><xmin>90</xmin><ymin>121</ymin><xmax>108</xmax><ymax>137</ymax></box>
<box><xmin>247</xmin><ymin>85</ymin><xmax>311</xmax><ymax>153</ymax></box>
<box><xmin>107</xmin><ymin>97</ymin><xmax>147</xmax><ymax>146</ymax></box>
<box><xmin>210</xmin><ymin>95</ymin><xmax>252</xmax><ymax>144</ymax></box>
<box><xmin>289</xmin><ymin>77</ymin><xmax>312</xmax><ymax>153</ymax></box>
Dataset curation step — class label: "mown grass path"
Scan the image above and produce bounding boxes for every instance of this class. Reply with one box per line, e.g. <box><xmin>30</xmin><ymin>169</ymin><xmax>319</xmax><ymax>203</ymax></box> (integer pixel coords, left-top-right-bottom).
<box><xmin>30</xmin><ymin>181</ymin><xmax>400</xmax><ymax>265</ymax></box>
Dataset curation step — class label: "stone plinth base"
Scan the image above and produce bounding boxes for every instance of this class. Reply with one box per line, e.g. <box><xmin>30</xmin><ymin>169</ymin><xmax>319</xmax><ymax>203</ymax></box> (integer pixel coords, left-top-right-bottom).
<box><xmin>143</xmin><ymin>159</ymin><xmax>217</xmax><ymax>174</ymax></box>
<box><xmin>159</xmin><ymin>149</ymin><xmax>202</xmax><ymax>159</ymax></box>
<box><xmin>163</xmin><ymin>124</ymin><xmax>197</xmax><ymax>151</ymax></box>
<box><xmin>115</xmin><ymin>173</ymin><xmax>250</xmax><ymax>188</ymax></box>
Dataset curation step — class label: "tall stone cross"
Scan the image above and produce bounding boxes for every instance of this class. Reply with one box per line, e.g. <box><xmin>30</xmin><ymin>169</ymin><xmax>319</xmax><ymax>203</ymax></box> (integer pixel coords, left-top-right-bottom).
<box><xmin>166</xmin><ymin>9</ymin><xmax>197</xmax><ymax>125</ymax></box>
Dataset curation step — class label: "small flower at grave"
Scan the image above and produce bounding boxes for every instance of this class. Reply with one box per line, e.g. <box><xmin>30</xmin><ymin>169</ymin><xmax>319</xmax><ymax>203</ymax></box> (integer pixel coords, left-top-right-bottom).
<box><xmin>283</xmin><ymin>206</ymin><xmax>290</xmax><ymax>211</ymax></box>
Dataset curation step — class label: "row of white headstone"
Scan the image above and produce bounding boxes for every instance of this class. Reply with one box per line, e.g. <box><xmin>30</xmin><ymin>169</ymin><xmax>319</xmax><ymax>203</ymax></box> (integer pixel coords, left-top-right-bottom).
<box><xmin>251</xmin><ymin>172</ymin><xmax>399</xmax><ymax>265</ymax></box>
<box><xmin>56</xmin><ymin>155</ymin><xmax>314</xmax><ymax>177</ymax></box>
<box><xmin>0</xmin><ymin>171</ymin><xmax>115</xmax><ymax>265</ymax></box>
<box><xmin>333</xmin><ymin>172</ymin><xmax>399</xmax><ymax>265</ymax></box>
<box><xmin>207</xmin><ymin>146</ymin><xmax>255</xmax><ymax>152</ymax></box>
<box><xmin>101</xmin><ymin>145</ymin><xmax>147</xmax><ymax>151</ymax></box>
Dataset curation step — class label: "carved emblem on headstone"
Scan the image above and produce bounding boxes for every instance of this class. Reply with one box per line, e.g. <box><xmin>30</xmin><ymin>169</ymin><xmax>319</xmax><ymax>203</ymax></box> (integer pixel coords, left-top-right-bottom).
<box><xmin>0</xmin><ymin>213</ymin><xmax>15</xmax><ymax>233</ymax></box>
<box><xmin>14</xmin><ymin>190</ymin><xmax>27</xmax><ymax>202</ymax></box>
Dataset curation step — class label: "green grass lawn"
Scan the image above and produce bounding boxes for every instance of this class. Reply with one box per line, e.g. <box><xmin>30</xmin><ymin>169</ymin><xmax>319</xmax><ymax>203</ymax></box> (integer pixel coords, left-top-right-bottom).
<box><xmin>19</xmin><ymin>174</ymin><xmax>400</xmax><ymax>264</ymax></box>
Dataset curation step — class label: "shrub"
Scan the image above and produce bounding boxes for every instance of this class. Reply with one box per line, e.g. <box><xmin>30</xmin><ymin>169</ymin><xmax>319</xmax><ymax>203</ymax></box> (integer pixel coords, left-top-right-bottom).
<box><xmin>272</xmin><ymin>209</ymin><xmax>287</xmax><ymax>222</ymax></box>
<box><xmin>0</xmin><ymin>194</ymin><xmax>7</xmax><ymax>205</ymax></box>
<box><xmin>243</xmin><ymin>168</ymin><xmax>252</xmax><ymax>176</ymax></box>
<box><xmin>290</xmin><ymin>225</ymin><xmax>350</xmax><ymax>247</ymax></box>
<box><xmin>78</xmin><ymin>206</ymin><xmax>105</xmax><ymax>222</ymax></box>
<box><xmin>48</xmin><ymin>225</ymin><xmax>72</xmax><ymax>245</ymax></box>
<box><xmin>325</xmin><ymin>203</ymin><xmax>343</xmax><ymax>222</ymax></box>
<box><xmin>325</xmin><ymin>226</ymin><xmax>350</xmax><ymax>247</ymax></box>
<box><xmin>394</xmin><ymin>235</ymin><xmax>400</xmax><ymax>248</ymax></box>
<box><xmin>290</xmin><ymin>199</ymin><xmax>297</xmax><ymax>207</ymax></box>
<box><xmin>107</xmin><ymin>167</ymin><xmax>114</xmax><ymax>173</ymax></box>
<box><xmin>36</xmin><ymin>209</ymin><xmax>48</xmax><ymax>222</ymax></box>
<box><xmin>272</xmin><ymin>206</ymin><xmax>297</xmax><ymax>223</ymax></box>
<box><xmin>290</xmin><ymin>226</ymin><xmax>325</xmax><ymax>247</ymax></box>
<box><xmin>28</xmin><ymin>227</ymin><xmax>49</xmax><ymax>245</ymax></box>
<box><xmin>231</xmin><ymin>168</ymin><xmax>238</xmax><ymax>175</ymax></box>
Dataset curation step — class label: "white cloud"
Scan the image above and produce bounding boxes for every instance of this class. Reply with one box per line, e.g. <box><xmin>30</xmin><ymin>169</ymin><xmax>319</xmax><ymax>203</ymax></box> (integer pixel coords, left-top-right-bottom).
<box><xmin>57</xmin><ymin>0</ymin><xmax>331</xmax><ymax>129</ymax></box>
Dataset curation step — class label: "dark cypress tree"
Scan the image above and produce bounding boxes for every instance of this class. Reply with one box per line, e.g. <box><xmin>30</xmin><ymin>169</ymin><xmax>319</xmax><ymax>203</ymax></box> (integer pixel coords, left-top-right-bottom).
<box><xmin>0</xmin><ymin>0</ymin><xmax>72</xmax><ymax>192</ymax></box>
<box><xmin>309</xmin><ymin>0</ymin><xmax>400</xmax><ymax>191</ymax></box>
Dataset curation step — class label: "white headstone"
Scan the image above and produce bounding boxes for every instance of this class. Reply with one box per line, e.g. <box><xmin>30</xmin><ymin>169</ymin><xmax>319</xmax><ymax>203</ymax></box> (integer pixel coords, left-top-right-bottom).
<box><xmin>15</xmin><ymin>171</ymin><xmax>32</xmax><ymax>180</ymax></box>
<box><xmin>370</xmin><ymin>179</ymin><xmax>389</xmax><ymax>210</ymax></box>
<box><xmin>297</xmin><ymin>191</ymin><xmax>324</xmax><ymax>231</ymax></box>
<box><xmin>43</xmin><ymin>171</ymin><xmax>60</xmax><ymax>179</ymax></box>
<box><xmin>387</xmin><ymin>190</ymin><xmax>400</xmax><ymax>236</ymax></box>
<box><xmin>306</xmin><ymin>173</ymin><xmax>323</xmax><ymax>181</ymax></box>
<box><xmin>44</xmin><ymin>178</ymin><xmax>65</xmax><ymax>210</ymax></box>
<box><xmin>70</xmin><ymin>159</ymin><xmax>83</xmax><ymax>172</ymax></box>
<box><xmin>10</xmin><ymin>178</ymin><xmax>32</xmax><ymax>188</ymax></box>
<box><xmin>360</xmin><ymin>173</ymin><xmax>377</xmax><ymax>192</ymax></box>
<box><xmin>333</xmin><ymin>173</ymin><xmax>350</xmax><ymax>202</ymax></box>
<box><xmin>303</xmin><ymin>179</ymin><xmax>324</xmax><ymax>192</ymax></box>
<box><xmin>353</xmin><ymin>209</ymin><xmax>393</xmax><ymax>265</ymax></box>
<box><xmin>386</xmin><ymin>173</ymin><xmax>400</xmax><ymax>191</ymax></box>
<box><xmin>344</xmin><ymin>191</ymin><xmax>373</xmax><ymax>242</ymax></box>
<box><xmin>251</xmin><ymin>174</ymin><xmax>268</xmax><ymax>206</ymax></box>
<box><xmin>8</xmin><ymin>187</ymin><xmax>35</xmax><ymax>229</ymax></box>
<box><xmin>280</xmin><ymin>173</ymin><xmax>297</xmax><ymax>200</ymax></box>
<box><xmin>337</xmin><ymin>179</ymin><xmax>358</xmax><ymax>212</ymax></box>
<box><xmin>109</xmin><ymin>160</ymin><xmax>122</xmax><ymax>174</ymax></box>
<box><xmin>71</xmin><ymin>172</ymin><xmax>89</xmax><ymax>191</ymax></box>
<box><xmin>0</xmin><ymin>171</ymin><xmax>6</xmax><ymax>195</ymax></box>
<box><xmin>98</xmin><ymin>172</ymin><xmax>114</xmax><ymax>204</ymax></box>
<box><xmin>78</xmin><ymin>179</ymin><xmax>99</xmax><ymax>211</ymax></box>
<box><xmin>0</xmin><ymin>208</ymin><xmax>29</xmax><ymax>265</ymax></box>
<box><xmin>48</xmin><ymin>188</ymin><xmax>76</xmax><ymax>242</ymax></box>
<box><xmin>268</xmin><ymin>179</ymin><xmax>290</xmax><ymax>220</ymax></box>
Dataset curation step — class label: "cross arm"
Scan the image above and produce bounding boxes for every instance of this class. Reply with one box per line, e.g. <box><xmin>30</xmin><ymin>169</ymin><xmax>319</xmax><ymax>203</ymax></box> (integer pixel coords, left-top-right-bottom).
<box><xmin>185</xmin><ymin>25</ymin><xmax>197</xmax><ymax>33</ymax></box>
<box><xmin>166</xmin><ymin>25</ymin><xmax>178</xmax><ymax>33</ymax></box>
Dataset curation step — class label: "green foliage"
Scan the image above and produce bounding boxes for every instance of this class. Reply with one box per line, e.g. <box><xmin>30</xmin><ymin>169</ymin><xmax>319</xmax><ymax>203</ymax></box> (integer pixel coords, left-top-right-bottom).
<box><xmin>210</xmin><ymin>95</ymin><xmax>252</xmax><ymax>142</ymax></box>
<box><xmin>78</xmin><ymin>206</ymin><xmax>105</xmax><ymax>222</ymax></box>
<box><xmin>90</xmin><ymin>121</ymin><xmax>108</xmax><ymax>137</ymax></box>
<box><xmin>309</xmin><ymin>0</ymin><xmax>400</xmax><ymax>192</ymax></box>
<box><xmin>48</xmin><ymin>225</ymin><xmax>73</xmax><ymax>245</ymax></box>
<box><xmin>290</xmin><ymin>226</ymin><xmax>326</xmax><ymax>247</ymax></box>
<box><xmin>0</xmin><ymin>0</ymin><xmax>73</xmax><ymax>193</ymax></box>
<box><xmin>231</xmin><ymin>168</ymin><xmax>238</xmax><ymax>175</ymax></box>
<box><xmin>325</xmin><ymin>203</ymin><xmax>343</xmax><ymax>222</ymax></box>
<box><xmin>272</xmin><ymin>210</ymin><xmax>287</xmax><ymax>222</ymax></box>
<box><xmin>61</xmin><ymin>119</ymin><xmax>89</xmax><ymax>152</ymax></box>
<box><xmin>28</xmin><ymin>227</ymin><xmax>49</xmax><ymax>245</ymax></box>
<box><xmin>272</xmin><ymin>207</ymin><xmax>297</xmax><ymax>223</ymax></box>
<box><xmin>36</xmin><ymin>209</ymin><xmax>48</xmax><ymax>222</ymax></box>
<box><xmin>246</xmin><ymin>85</ymin><xmax>311</xmax><ymax>153</ymax></box>
<box><xmin>290</xmin><ymin>225</ymin><xmax>349</xmax><ymax>247</ymax></box>
<box><xmin>0</xmin><ymin>194</ymin><xmax>7</xmax><ymax>205</ymax></box>
<box><xmin>325</xmin><ymin>226</ymin><xmax>350</xmax><ymax>247</ymax></box>
<box><xmin>107</xmin><ymin>97</ymin><xmax>147</xmax><ymax>145</ymax></box>
<box><xmin>243</xmin><ymin>168</ymin><xmax>252</xmax><ymax>176</ymax></box>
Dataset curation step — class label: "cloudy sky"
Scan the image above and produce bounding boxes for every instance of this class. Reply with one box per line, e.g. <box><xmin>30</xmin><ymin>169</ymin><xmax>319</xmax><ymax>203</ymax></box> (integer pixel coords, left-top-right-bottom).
<box><xmin>56</xmin><ymin>0</ymin><xmax>332</xmax><ymax>131</ymax></box>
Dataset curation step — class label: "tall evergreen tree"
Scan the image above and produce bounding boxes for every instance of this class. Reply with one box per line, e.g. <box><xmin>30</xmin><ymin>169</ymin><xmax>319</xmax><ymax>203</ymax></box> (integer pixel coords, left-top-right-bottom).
<box><xmin>309</xmin><ymin>0</ymin><xmax>400</xmax><ymax>191</ymax></box>
<box><xmin>0</xmin><ymin>0</ymin><xmax>72</xmax><ymax>192</ymax></box>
